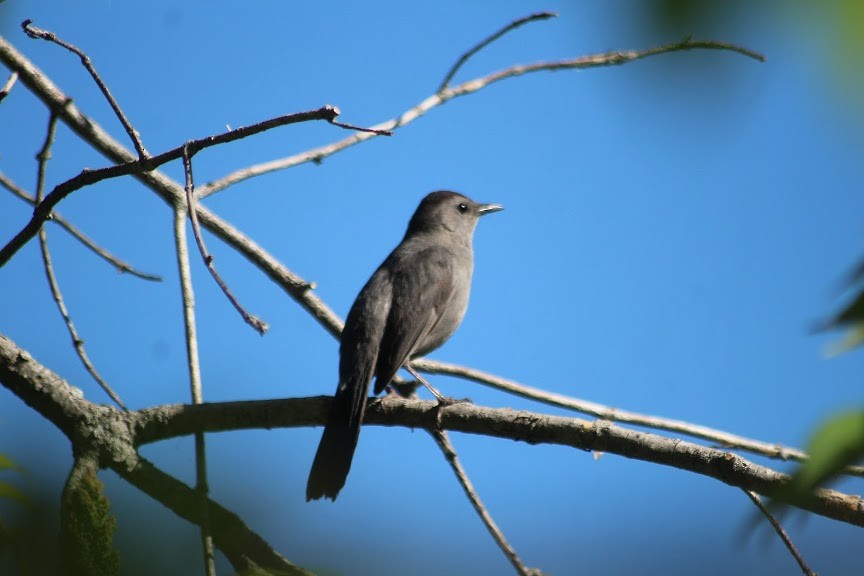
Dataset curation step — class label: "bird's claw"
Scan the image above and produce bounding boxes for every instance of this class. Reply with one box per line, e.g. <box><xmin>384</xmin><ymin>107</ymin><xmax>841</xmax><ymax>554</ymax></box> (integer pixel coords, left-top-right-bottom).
<box><xmin>435</xmin><ymin>396</ymin><xmax>472</xmax><ymax>407</ymax></box>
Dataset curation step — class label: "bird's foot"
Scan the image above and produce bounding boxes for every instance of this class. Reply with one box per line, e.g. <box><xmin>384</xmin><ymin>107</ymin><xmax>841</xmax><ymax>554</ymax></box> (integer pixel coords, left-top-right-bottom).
<box><xmin>435</xmin><ymin>396</ymin><xmax>472</xmax><ymax>407</ymax></box>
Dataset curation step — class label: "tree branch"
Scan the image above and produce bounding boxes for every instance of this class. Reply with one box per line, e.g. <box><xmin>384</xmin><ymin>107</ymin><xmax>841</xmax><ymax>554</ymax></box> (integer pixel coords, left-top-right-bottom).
<box><xmin>35</xmin><ymin>113</ymin><xmax>128</xmax><ymax>410</ymax></box>
<box><xmin>182</xmin><ymin>146</ymin><xmax>268</xmax><ymax>335</ymax></box>
<box><xmin>743</xmin><ymin>490</ymin><xmax>816</xmax><ymax>576</ymax></box>
<box><xmin>198</xmin><ymin>36</ymin><xmax>763</xmax><ymax>198</ymax></box>
<box><xmin>7</xmin><ymin>335</ymin><xmax>858</xmax><ymax>531</ymax></box>
<box><xmin>438</xmin><ymin>11</ymin><xmax>558</xmax><ymax>91</ymax></box>
<box><xmin>0</xmin><ymin>334</ymin><xmax>310</xmax><ymax>574</ymax></box>
<box><xmin>410</xmin><ymin>358</ymin><xmax>864</xmax><ymax>478</ymax></box>
<box><xmin>0</xmin><ymin>171</ymin><xmax>162</xmax><ymax>280</ymax></box>
<box><xmin>0</xmin><ymin>70</ymin><xmax>17</xmax><ymax>103</ymax></box>
<box><xmin>117</xmin><ymin>453</ymin><xmax>312</xmax><ymax>575</ymax></box>
<box><xmin>22</xmin><ymin>19</ymin><xmax>149</xmax><ymax>159</ymax></box>
<box><xmin>172</xmin><ymin>192</ymin><xmax>216</xmax><ymax>576</ymax></box>
<box><xmin>0</xmin><ymin>104</ymin><xmax>353</xmax><ymax>270</ymax></box>
<box><xmin>430</xmin><ymin>429</ymin><xmax>541</xmax><ymax>576</ymax></box>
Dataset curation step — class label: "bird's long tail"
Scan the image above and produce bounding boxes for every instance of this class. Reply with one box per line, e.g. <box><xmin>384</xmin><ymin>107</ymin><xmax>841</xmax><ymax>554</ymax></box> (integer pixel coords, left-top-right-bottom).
<box><xmin>306</xmin><ymin>378</ymin><xmax>367</xmax><ymax>501</ymax></box>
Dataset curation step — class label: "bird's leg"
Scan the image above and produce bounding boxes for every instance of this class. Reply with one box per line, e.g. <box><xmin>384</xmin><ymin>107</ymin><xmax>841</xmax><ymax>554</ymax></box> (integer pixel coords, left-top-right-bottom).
<box><xmin>404</xmin><ymin>365</ymin><xmax>469</xmax><ymax>406</ymax></box>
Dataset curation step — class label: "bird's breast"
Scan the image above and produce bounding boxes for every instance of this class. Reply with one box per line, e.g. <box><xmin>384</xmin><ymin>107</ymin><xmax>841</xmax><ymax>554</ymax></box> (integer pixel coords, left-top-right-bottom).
<box><xmin>414</xmin><ymin>252</ymin><xmax>473</xmax><ymax>356</ymax></box>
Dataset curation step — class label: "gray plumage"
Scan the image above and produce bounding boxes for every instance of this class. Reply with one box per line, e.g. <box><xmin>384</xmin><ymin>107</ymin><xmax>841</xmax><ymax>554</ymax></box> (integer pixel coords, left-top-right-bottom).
<box><xmin>306</xmin><ymin>191</ymin><xmax>503</xmax><ymax>501</ymax></box>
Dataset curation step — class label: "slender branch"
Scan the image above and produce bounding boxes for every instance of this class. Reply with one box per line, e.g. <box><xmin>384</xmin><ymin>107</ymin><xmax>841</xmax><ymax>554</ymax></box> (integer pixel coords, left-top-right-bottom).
<box><xmin>182</xmin><ymin>146</ymin><xmax>268</xmax><ymax>334</ymax></box>
<box><xmin>430</xmin><ymin>429</ymin><xmax>541</xmax><ymax>576</ymax></box>
<box><xmin>198</xmin><ymin>36</ymin><xmax>763</xmax><ymax>198</ymax></box>
<box><xmin>172</xmin><ymin>203</ymin><xmax>216</xmax><ymax>576</ymax></box>
<box><xmin>743</xmin><ymin>490</ymin><xmax>816</xmax><ymax>576</ymax></box>
<box><xmin>36</xmin><ymin>114</ymin><xmax>128</xmax><ymax>410</ymax></box>
<box><xmin>0</xmin><ymin>70</ymin><xmax>17</xmax><ymax>103</ymax></box>
<box><xmin>22</xmin><ymin>19</ymin><xmax>148</xmax><ymax>158</ymax></box>
<box><xmin>439</xmin><ymin>11</ymin><xmax>557</xmax><ymax>91</ymax></box>
<box><xmin>0</xmin><ymin>104</ymin><xmax>362</xmax><ymax>270</ymax></box>
<box><xmin>0</xmin><ymin>171</ymin><xmax>161</xmax><ymax>279</ymax></box>
<box><xmin>411</xmin><ymin>358</ymin><xmax>864</xmax><ymax>478</ymax></box>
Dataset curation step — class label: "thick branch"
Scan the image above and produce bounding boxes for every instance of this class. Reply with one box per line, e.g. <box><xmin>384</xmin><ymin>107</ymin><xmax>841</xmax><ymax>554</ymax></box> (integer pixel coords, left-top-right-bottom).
<box><xmin>411</xmin><ymin>358</ymin><xmax>864</xmax><ymax>477</ymax></box>
<box><xmin>0</xmin><ymin>333</ymin><xmax>310</xmax><ymax>574</ymax></box>
<box><xmin>2</xmin><ymin>333</ymin><xmax>863</xmax><ymax>529</ymax></box>
<box><xmin>116</xmin><ymin>454</ymin><xmax>311</xmax><ymax>575</ymax></box>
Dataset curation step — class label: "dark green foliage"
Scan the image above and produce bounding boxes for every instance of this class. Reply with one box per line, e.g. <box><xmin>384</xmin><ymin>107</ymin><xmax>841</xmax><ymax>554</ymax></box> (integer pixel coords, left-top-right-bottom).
<box><xmin>777</xmin><ymin>410</ymin><xmax>864</xmax><ymax>505</ymax></box>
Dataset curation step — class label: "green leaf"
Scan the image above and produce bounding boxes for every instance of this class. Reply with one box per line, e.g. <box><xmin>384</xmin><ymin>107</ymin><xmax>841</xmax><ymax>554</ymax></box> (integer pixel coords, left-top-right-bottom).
<box><xmin>0</xmin><ymin>481</ymin><xmax>29</xmax><ymax>505</ymax></box>
<box><xmin>0</xmin><ymin>454</ymin><xmax>22</xmax><ymax>473</ymax></box>
<box><xmin>779</xmin><ymin>410</ymin><xmax>864</xmax><ymax>501</ymax></box>
<box><xmin>825</xmin><ymin>324</ymin><xmax>864</xmax><ymax>356</ymax></box>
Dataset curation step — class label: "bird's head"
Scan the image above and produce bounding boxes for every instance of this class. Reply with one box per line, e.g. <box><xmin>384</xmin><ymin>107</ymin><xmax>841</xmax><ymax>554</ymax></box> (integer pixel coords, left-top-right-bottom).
<box><xmin>405</xmin><ymin>191</ymin><xmax>503</xmax><ymax>239</ymax></box>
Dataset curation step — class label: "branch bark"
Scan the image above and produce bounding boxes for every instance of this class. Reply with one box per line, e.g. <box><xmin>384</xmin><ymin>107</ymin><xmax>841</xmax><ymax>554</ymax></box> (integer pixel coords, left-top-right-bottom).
<box><xmin>1</xmin><ymin>333</ymin><xmax>861</xmax><ymax>531</ymax></box>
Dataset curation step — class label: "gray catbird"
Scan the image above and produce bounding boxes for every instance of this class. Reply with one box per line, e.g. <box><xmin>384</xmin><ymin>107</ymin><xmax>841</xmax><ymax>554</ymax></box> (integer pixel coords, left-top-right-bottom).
<box><xmin>306</xmin><ymin>191</ymin><xmax>503</xmax><ymax>501</ymax></box>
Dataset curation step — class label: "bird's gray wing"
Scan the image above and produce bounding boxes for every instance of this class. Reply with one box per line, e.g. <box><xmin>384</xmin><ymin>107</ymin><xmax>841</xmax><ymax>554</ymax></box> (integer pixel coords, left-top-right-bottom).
<box><xmin>372</xmin><ymin>246</ymin><xmax>454</xmax><ymax>394</ymax></box>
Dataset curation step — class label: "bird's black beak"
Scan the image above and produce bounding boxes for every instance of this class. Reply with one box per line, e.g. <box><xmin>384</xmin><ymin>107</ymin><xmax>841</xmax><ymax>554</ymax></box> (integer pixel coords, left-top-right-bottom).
<box><xmin>478</xmin><ymin>203</ymin><xmax>504</xmax><ymax>216</ymax></box>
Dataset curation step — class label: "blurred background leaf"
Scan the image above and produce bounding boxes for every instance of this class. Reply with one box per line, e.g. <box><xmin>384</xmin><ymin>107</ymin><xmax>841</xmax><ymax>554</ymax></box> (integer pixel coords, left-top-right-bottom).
<box><xmin>772</xmin><ymin>410</ymin><xmax>864</xmax><ymax>505</ymax></box>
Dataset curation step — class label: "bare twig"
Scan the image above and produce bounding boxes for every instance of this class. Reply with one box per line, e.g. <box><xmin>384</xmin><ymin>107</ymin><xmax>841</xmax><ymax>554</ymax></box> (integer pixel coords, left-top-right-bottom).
<box><xmin>438</xmin><ymin>11</ymin><xmax>557</xmax><ymax>91</ymax></box>
<box><xmin>0</xmin><ymin>104</ymin><xmax>370</xmax><ymax>269</ymax></box>
<box><xmin>182</xmin><ymin>146</ymin><xmax>268</xmax><ymax>334</ymax></box>
<box><xmin>199</xmin><ymin>36</ymin><xmax>763</xmax><ymax>198</ymax></box>
<box><xmin>743</xmin><ymin>490</ymin><xmax>816</xmax><ymax>576</ymax></box>
<box><xmin>0</xmin><ymin>171</ymin><xmax>162</xmax><ymax>281</ymax></box>
<box><xmin>328</xmin><ymin>118</ymin><xmax>392</xmax><ymax>135</ymax></box>
<box><xmin>0</xmin><ymin>70</ymin><xmax>17</xmax><ymax>103</ymax></box>
<box><xmin>22</xmin><ymin>19</ymin><xmax>148</xmax><ymax>158</ymax></box>
<box><xmin>172</xmin><ymin>203</ymin><xmax>216</xmax><ymax>576</ymax></box>
<box><xmin>36</xmin><ymin>114</ymin><xmax>128</xmax><ymax>410</ymax></box>
<box><xmin>430</xmin><ymin>429</ymin><xmax>541</xmax><ymax>576</ymax></box>
<box><xmin>411</xmin><ymin>358</ymin><xmax>864</xmax><ymax>478</ymax></box>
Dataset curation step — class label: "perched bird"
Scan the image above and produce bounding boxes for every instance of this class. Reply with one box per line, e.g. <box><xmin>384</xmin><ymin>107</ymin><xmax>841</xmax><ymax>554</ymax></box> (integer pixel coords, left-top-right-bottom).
<box><xmin>306</xmin><ymin>191</ymin><xmax>503</xmax><ymax>501</ymax></box>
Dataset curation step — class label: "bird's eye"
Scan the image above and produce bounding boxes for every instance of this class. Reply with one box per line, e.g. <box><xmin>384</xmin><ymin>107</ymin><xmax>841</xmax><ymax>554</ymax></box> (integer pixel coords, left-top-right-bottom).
<box><xmin>457</xmin><ymin>203</ymin><xmax>469</xmax><ymax>213</ymax></box>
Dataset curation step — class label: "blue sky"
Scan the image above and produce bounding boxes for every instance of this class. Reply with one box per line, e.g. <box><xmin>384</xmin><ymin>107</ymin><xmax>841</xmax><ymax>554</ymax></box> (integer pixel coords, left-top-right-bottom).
<box><xmin>1</xmin><ymin>1</ymin><xmax>863</xmax><ymax>575</ymax></box>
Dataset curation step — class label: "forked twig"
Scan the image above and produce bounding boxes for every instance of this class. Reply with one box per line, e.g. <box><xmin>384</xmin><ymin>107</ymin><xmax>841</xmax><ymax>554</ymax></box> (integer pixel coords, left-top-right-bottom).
<box><xmin>182</xmin><ymin>145</ymin><xmax>268</xmax><ymax>334</ymax></box>
<box><xmin>439</xmin><ymin>11</ymin><xmax>557</xmax><ymax>91</ymax></box>
<box><xmin>198</xmin><ymin>36</ymin><xmax>764</xmax><ymax>198</ymax></box>
<box><xmin>22</xmin><ymin>19</ymin><xmax>148</xmax><ymax>158</ymax></box>
<box><xmin>35</xmin><ymin>113</ymin><xmax>127</xmax><ymax>410</ymax></box>
<box><xmin>743</xmin><ymin>490</ymin><xmax>816</xmax><ymax>576</ymax></box>
<box><xmin>429</xmin><ymin>429</ymin><xmax>541</xmax><ymax>576</ymax></box>
<box><xmin>0</xmin><ymin>171</ymin><xmax>162</xmax><ymax>281</ymax></box>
